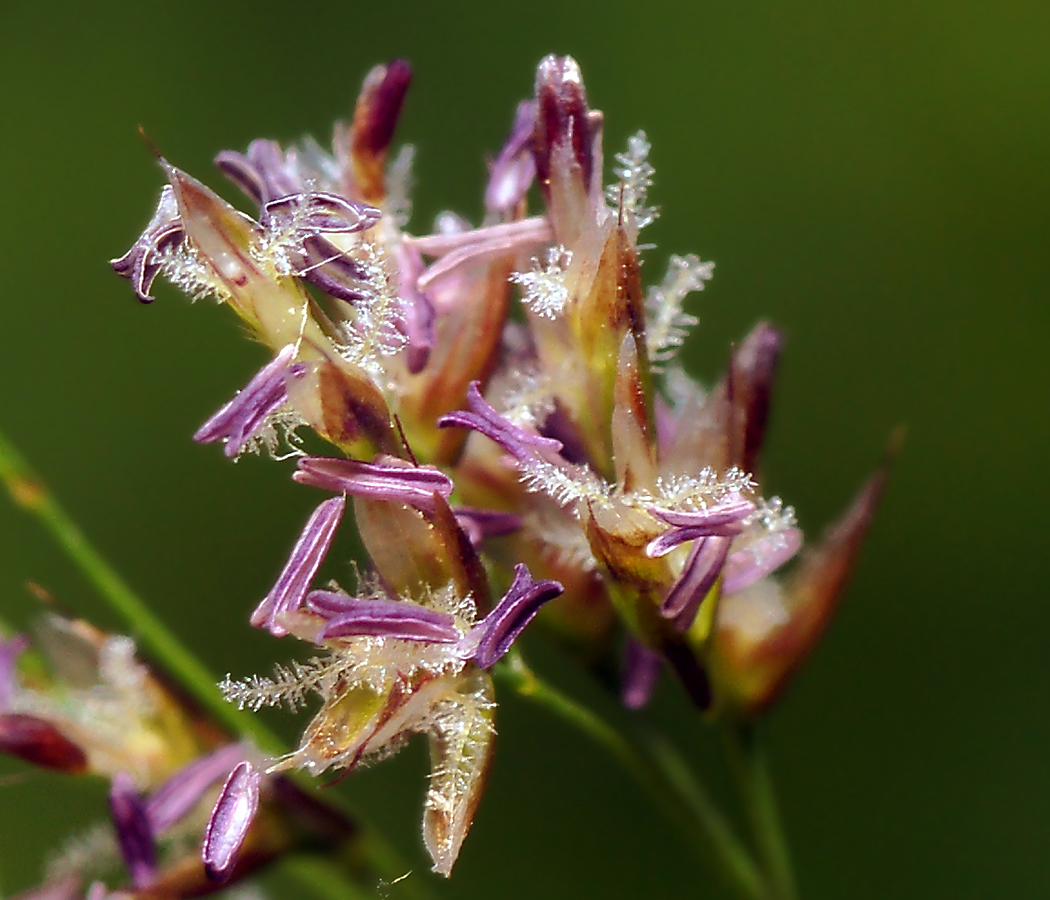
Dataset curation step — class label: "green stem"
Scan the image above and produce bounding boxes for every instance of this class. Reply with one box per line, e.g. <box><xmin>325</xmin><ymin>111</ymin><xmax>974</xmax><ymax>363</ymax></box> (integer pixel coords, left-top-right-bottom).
<box><xmin>496</xmin><ymin>651</ymin><xmax>765</xmax><ymax>900</ymax></box>
<box><xmin>282</xmin><ymin>856</ymin><xmax>376</xmax><ymax>900</ymax></box>
<box><xmin>0</xmin><ymin>428</ymin><xmax>282</xmax><ymax>752</ymax></box>
<box><xmin>723</xmin><ymin>723</ymin><xmax>797</xmax><ymax>900</ymax></box>
<box><xmin>285</xmin><ymin>851</ymin><xmax>430</xmax><ymax>900</ymax></box>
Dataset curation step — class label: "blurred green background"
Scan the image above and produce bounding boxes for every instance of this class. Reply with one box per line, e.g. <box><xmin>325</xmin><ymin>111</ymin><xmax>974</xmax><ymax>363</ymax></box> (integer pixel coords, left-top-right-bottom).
<box><xmin>0</xmin><ymin>0</ymin><xmax>1047</xmax><ymax>897</ymax></box>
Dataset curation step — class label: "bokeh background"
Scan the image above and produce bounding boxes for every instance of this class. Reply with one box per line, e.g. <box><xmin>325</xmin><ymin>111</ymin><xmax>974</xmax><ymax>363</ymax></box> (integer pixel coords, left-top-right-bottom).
<box><xmin>0</xmin><ymin>0</ymin><xmax>1047</xmax><ymax>897</ymax></box>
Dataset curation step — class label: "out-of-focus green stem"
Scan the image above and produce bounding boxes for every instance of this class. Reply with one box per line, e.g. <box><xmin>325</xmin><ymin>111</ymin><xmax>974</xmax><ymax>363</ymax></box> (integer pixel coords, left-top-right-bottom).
<box><xmin>288</xmin><ymin>853</ymin><xmax>426</xmax><ymax>900</ymax></box>
<box><xmin>283</xmin><ymin>856</ymin><xmax>378</xmax><ymax>900</ymax></box>
<box><xmin>723</xmin><ymin>723</ymin><xmax>797</xmax><ymax>900</ymax></box>
<box><xmin>335</xmin><ymin>832</ymin><xmax>431</xmax><ymax>900</ymax></box>
<box><xmin>497</xmin><ymin>651</ymin><xmax>765</xmax><ymax>900</ymax></box>
<box><xmin>0</xmin><ymin>430</ymin><xmax>430</xmax><ymax>898</ymax></box>
<box><xmin>0</xmin><ymin>428</ymin><xmax>282</xmax><ymax>752</ymax></box>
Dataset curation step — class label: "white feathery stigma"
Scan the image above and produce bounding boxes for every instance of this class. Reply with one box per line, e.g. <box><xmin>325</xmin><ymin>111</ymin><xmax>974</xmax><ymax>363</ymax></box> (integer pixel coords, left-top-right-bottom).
<box><xmin>510</xmin><ymin>246</ymin><xmax>572</xmax><ymax>320</ymax></box>
<box><xmin>606</xmin><ymin>130</ymin><xmax>659</xmax><ymax>229</ymax></box>
<box><xmin>645</xmin><ymin>253</ymin><xmax>714</xmax><ymax>369</ymax></box>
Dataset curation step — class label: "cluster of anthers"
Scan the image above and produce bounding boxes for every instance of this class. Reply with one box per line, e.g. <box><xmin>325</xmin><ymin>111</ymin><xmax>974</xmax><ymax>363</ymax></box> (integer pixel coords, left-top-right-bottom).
<box><xmin>0</xmin><ymin>55</ymin><xmax>885</xmax><ymax>898</ymax></box>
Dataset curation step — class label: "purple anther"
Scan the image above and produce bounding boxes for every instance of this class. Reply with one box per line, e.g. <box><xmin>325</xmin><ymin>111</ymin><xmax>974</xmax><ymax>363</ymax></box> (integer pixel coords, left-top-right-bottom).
<box><xmin>438</xmin><ymin>382</ymin><xmax>563</xmax><ymax>465</ymax></box>
<box><xmin>731</xmin><ymin>322</ymin><xmax>783</xmax><ymax>474</ymax></box>
<box><xmin>485</xmin><ymin>99</ymin><xmax>538</xmax><ymax>216</ymax></box>
<box><xmin>415</xmin><ymin>217</ymin><xmax>552</xmax><ymax>293</ymax></box>
<box><xmin>110</xmin><ymin>185</ymin><xmax>185</xmax><ymax>304</ymax></box>
<box><xmin>452</xmin><ymin>507</ymin><xmax>523</xmax><ymax>548</ymax></box>
<box><xmin>663</xmin><ymin>643</ymin><xmax>713</xmax><ymax>711</ymax></box>
<box><xmin>0</xmin><ymin>713</ymin><xmax>88</xmax><ymax>773</ymax></box>
<box><xmin>215</xmin><ymin>149</ymin><xmax>266</xmax><ymax>207</ymax></box>
<box><xmin>310</xmin><ymin>595</ymin><xmax>461</xmax><ymax>643</ymax></box>
<box><xmin>234</xmin><ymin>188</ymin><xmax>381</xmax><ymax>306</ymax></box>
<box><xmin>250</xmin><ymin>496</ymin><xmax>346</xmax><ymax>636</ymax></box>
<box><xmin>645</xmin><ymin>499</ymin><xmax>755</xmax><ymax>558</ymax></box>
<box><xmin>653</xmin><ymin>394</ymin><xmax>678</xmax><ymax>452</ymax></box>
<box><xmin>393</xmin><ymin>241</ymin><xmax>435</xmax><ymax>374</ymax></box>
<box><xmin>262</xmin><ymin>192</ymin><xmax>381</xmax><ymax>236</ymax></box>
<box><xmin>352</xmin><ymin>60</ymin><xmax>413</xmax><ymax>161</ymax></box>
<box><xmin>202</xmin><ymin>761</ymin><xmax>261</xmax><ymax>882</ymax></box>
<box><xmin>0</xmin><ymin>634</ymin><xmax>27</xmax><ymax>710</ymax></box>
<box><xmin>463</xmin><ymin>564</ymin><xmax>563</xmax><ymax>668</ymax></box>
<box><xmin>621</xmin><ymin>638</ymin><xmax>661</xmax><ymax>710</ymax></box>
<box><xmin>146</xmin><ymin>744</ymin><xmax>247</xmax><ymax>834</ymax></box>
<box><xmin>661</xmin><ymin>536</ymin><xmax>732</xmax><ymax>630</ymax></box>
<box><xmin>296</xmin><ymin>234</ymin><xmax>374</xmax><ymax>304</ymax></box>
<box><xmin>722</xmin><ymin>527</ymin><xmax>803</xmax><ymax>595</ymax></box>
<box><xmin>109</xmin><ymin>772</ymin><xmax>156</xmax><ymax>889</ymax></box>
<box><xmin>306</xmin><ymin>588</ymin><xmax>385</xmax><ymax>616</ymax></box>
<box><xmin>194</xmin><ymin>345</ymin><xmax>304</xmax><ymax>458</ymax></box>
<box><xmin>293</xmin><ymin>456</ymin><xmax>454</xmax><ymax>515</ymax></box>
<box><xmin>409</xmin><ymin>216</ymin><xmax>551</xmax><ymax>258</ymax></box>
<box><xmin>215</xmin><ymin>139</ymin><xmax>305</xmax><ymax>208</ymax></box>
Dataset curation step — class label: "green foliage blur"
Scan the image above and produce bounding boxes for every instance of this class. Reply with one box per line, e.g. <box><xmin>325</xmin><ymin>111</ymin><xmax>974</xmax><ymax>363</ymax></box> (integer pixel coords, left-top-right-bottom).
<box><xmin>0</xmin><ymin>1</ymin><xmax>1046</xmax><ymax>897</ymax></box>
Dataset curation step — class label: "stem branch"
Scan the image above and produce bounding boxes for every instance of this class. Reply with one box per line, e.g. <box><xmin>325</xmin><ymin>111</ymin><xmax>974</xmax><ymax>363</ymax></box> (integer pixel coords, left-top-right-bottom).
<box><xmin>0</xmin><ymin>428</ymin><xmax>282</xmax><ymax>751</ymax></box>
<box><xmin>723</xmin><ymin>723</ymin><xmax>797</xmax><ymax>900</ymax></box>
<box><xmin>497</xmin><ymin>651</ymin><xmax>765</xmax><ymax>900</ymax></box>
<box><xmin>283</xmin><ymin>856</ymin><xmax>375</xmax><ymax>900</ymax></box>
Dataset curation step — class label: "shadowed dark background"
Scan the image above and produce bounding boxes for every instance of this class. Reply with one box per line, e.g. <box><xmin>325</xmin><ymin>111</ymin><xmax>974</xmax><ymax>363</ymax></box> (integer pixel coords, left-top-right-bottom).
<box><xmin>0</xmin><ymin>1</ymin><xmax>1047</xmax><ymax>897</ymax></box>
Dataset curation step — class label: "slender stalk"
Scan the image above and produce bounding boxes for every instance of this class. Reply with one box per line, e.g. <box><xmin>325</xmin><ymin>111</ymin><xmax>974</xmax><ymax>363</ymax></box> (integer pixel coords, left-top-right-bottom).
<box><xmin>723</xmin><ymin>723</ymin><xmax>797</xmax><ymax>900</ymax></box>
<box><xmin>282</xmin><ymin>856</ymin><xmax>377</xmax><ymax>900</ymax></box>
<box><xmin>286</xmin><ymin>850</ymin><xmax>428</xmax><ymax>900</ymax></box>
<box><xmin>496</xmin><ymin>651</ymin><xmax>765</xmax><ymax>900</ymax></box>
<box><xmin>0</xmin><ymin>428</ymin><xmax>282</xmax><ymax>752</ymax></box>
<box><xmin>288</xmin><ymin>846</ymin><xmax>432</xmax><ymax>900</ymax></box>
